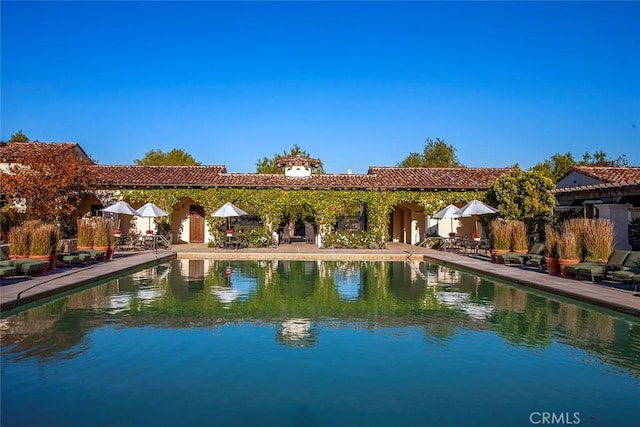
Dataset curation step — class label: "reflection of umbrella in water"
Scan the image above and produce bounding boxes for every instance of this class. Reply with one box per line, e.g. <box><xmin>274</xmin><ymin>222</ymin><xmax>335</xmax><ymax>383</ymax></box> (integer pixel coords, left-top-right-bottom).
<box><xmin>432</xmin><ymin>204</ymin><xmax>461</xmax><ymax>235</ymax></box>
<box><xmin>455</xmin><ymin>200</ymin><xmax>499</xmax><ymax>236</ymax></box>
<box><xmin>211</xmin><ymin>202</ymin><xmax>248</xmax><ymax>230</ymax></box>
<box><xmin>136</xmin><ymin>202</ymin><xmax>169</xmax><ymax>233</ymax></box>
<box><xmin>102</xmin><ymin>201</ymin><xmax>140</xmax><ymax>229</ymax></box>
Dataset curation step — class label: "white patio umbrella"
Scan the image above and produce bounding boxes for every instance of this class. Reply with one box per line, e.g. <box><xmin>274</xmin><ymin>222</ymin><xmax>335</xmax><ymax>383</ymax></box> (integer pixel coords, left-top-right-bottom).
<box><xmin>432</xmin><ymin>204</ymin><xmax>461</xmax><ymax>236</ymax></box>
<box><xmin>101</xmin><ymin>201</ymin><xmax>140</xmax><ymax>230</ymax></box>
<box><xmin>455</xmin><ymin>200</ymin><xmax>499</xmax><ymax>236</ymax></box>
<box><xmin>136</xmin><ymin>202</ymin><xmax>169</xmax><ymax>233</ymax></box>
<box><xmin>455</xmin><ymin>200</ymin><xmax>499</xmax><ymax>217</ymax></box>
<box><xmin>211</xmin><ymin>202</ymin><xmax>248</xmax><ymax>230</ymax></box>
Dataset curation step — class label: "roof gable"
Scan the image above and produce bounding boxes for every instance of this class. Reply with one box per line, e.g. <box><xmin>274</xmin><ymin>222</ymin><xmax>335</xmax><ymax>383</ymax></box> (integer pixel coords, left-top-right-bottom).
<box><xmin>0</xmin><ymin>141</ymin><xmax>93</xmax><ymax>163</ymax></box>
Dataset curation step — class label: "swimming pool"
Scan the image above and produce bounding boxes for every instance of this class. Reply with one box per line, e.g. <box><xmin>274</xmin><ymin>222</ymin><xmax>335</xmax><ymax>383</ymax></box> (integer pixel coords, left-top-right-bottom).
<box><xmin>1</xmin><ymin>259</ymin><xmax>638</xmax><ymax>426</ymax></box>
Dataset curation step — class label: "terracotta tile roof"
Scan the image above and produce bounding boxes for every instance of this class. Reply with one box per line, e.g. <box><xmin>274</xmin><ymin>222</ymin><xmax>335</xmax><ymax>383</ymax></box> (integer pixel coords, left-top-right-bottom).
<box><xmin>218</xmin><ymin>173</ymin><xmax>379</xmax><ymax>189</ymax></box>
<box><xmin>93</xmin><ymin>165</ymin><xmax>227</xmax><ymax>187</ymax></box>
<box><xmin>552</xmin><ymin>181</ymin><xmax>640</xmax><ymax>195</ymax></box>
<box><xmin>275</xmin><ymin>155</ymin><xmax>321</xmax><ymax>168</ymax></box>
<box><xmin>570</xmin><ymin>166</ymin><xmax>640</xmax><ymax>184</ymax></box>
<box><xmin>367</xmin><ymin>167</ymin><xmax>512</xmax><ymax>190</ymax></box>
<box><xmin>0</xmin><ymin>141</ymin><xmax>92</xmax><ymax>163</ymax></box>
<box><xmin>92</xmin><ymin>165</ymin><xmax>511</xmax><ymax>190</ymax></box>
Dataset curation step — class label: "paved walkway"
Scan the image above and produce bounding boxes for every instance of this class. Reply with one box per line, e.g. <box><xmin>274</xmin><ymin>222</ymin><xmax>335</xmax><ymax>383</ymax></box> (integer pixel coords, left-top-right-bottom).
<box><xmin>1</xmin><ymin>250</ymin><xmax>176</xmax><ymax>311</ymax></box>
<box><xmin>2</xmin><ymin>242</ymin><xmax>639</xmax><ymax>317</ymax></box>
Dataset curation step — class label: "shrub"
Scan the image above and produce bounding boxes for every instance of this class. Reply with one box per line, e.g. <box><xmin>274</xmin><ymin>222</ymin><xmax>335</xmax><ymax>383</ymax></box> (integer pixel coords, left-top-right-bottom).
<box><xmin>583</xmin><ymin>219</ymin><xmax>615</xmax><ymax>262</ymax></box>
<box><xmin>490</xmin><ymin>219</ymin><xmax>511</xmax><ymax>250</ymax></box>
<box><xmin>322</xmin><ymin>230</ymin><xmax>380</xmax><ymax>249</ymax></box>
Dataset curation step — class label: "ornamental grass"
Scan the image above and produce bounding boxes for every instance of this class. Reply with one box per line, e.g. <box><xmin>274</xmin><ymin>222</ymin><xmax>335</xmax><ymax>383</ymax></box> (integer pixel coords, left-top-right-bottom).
<box><xmin>567</xmin><ymin>218</ymin><xmax>591</xmax><ymax>260</ymax></box>
<box><xmin>8</xmin><ymin>226</ymin><xmax>29</xmax><ymax>256</ymax></box>
<box><xmin>29</xmin><ymin>224</ymin><xmax>55</xmax><ymax>256</ymax></box>
<box><xmin>583</xmin><ymin>219</ymin><xmax>615</xmax><ymax>262</ymax></box>
<box><xmin>490</xmin><ymin>219</ymin><xmax>511</xmax><ymax>251</ymax></box>
<box><xmin>77</xmin><ymin>218</ymin><xmax>94</xmax><ymax>248</ymax></box>
<box><xmin>544</xmin><ymin>224</ymin><xmax>560</xmax><ymax>258</ymax></box>
<box><xmin>557</xmin><ymin>223</ymin><xmax>582</xmax><ymax>260</ymax></box>
<box><xmin>93</xmin><ymin>217</ymin><xmax>115</xmax><ymax>247</ymax></box>
<box><xmin>510</xmin><ymin>220</ymin><xmax>528</xmax><ymax>251</ymax></box>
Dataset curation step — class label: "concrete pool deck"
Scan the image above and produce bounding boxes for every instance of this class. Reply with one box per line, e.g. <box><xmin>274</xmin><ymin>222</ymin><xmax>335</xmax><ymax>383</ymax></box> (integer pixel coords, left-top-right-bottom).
<box><xmin>1</xmin><ymin>242</ymin><xmax>639</xmax><ymax>316</ymax></box>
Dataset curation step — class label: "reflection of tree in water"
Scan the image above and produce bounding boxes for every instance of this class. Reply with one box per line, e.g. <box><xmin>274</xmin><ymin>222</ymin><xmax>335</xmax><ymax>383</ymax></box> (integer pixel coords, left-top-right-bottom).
<box><xmin>2</xmin><ymin>259</ymin><xmax>640</xmax><ymax>377</ymax></box>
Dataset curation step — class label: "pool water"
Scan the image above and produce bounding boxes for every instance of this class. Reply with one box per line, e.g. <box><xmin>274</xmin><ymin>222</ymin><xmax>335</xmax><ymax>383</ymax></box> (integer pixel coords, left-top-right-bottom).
<box><xmin>1</xmin><ymin>259</ymin><xmax>639</xmax><ymax>427</ymax></box>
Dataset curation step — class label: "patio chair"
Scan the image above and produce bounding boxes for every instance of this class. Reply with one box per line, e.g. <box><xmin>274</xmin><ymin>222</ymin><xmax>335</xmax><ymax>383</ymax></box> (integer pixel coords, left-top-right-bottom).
<box><xmin>0</xmin><ymin>264</ymin><xmax>17</xmax><ymax>278</ymax></box>
<box><xmin>500</xmin><ymin>243</ymin><xmax>546</xmax><ymax>266</ymax></box>
<box><xmin>10</xmin><ymin>258</ymin><xmax>50</xmax><ymax>275</ymax></box>
<box><xmin>567</xmin><ymin>249</ymin><xmax>631</xmax><ymax>282</ymax></box>
<box><xmin>610</xmin><ymin>251</ymin><xmax>640</xmax><ymax>282</ymax></box>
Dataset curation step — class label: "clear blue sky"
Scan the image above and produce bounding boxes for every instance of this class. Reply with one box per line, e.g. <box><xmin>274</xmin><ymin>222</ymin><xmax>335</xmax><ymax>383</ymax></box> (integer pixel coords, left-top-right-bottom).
<box><xmin>2</xmin><ymin>1</ymin><xmax>639</xmax><ymax>173</ymax></box>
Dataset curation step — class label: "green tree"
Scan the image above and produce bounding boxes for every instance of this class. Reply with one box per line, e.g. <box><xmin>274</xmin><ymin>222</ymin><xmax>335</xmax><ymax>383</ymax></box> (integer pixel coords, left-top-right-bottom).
<box><xmin>134</xmin><ymin>148</ymin><xmax>201</xmax><ymax>166</ymax></box>
<box><xmin>397</xmin><ymin>137</ymin><xmax>463</xmax><ymax>167</ymax></box>
<box><xmin>530</xmin><ymin>151</ymin><xmax>628</xmax><ymax>183</ymax></box>
<box><xmin>255</xmin><ymin>144</ymin><xmax>324</xmax><ymax>174</ymax></box>
<box><xmin>485</xmin><ymin>168</ymin><xmax>556</xmax><ymax>242</ymax></box>
<box><xmin>9</xmin><ymin>130</ymin><xmax>30</xmax><ymax>142</ymax></box>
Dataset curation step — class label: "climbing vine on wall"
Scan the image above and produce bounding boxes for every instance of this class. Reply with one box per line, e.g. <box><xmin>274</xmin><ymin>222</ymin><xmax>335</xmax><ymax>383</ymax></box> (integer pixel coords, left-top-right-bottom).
<box><xmin>120</xmin><ymin>187</ymin><xmax>487</xmax><ymax>244</ymax></box>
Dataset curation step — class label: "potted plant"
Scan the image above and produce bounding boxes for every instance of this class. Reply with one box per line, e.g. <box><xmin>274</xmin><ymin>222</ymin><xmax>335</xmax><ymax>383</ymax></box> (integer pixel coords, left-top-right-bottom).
<box><xmin>510</xmin><ymin>220</ymin><xmax>528</xmax><ymax>253</ymax></box>
<box><xmin>557</xmin><ymin>223</ymin><xmax>581</xmax><ymax>277</ymax></box>
<box><xmin>490</xmin><ymin>219</ymin><xmax>511</xmax><ymax>263</ymax></box>
<box><xmin>77</xmin><ymin>218</ymin><xmax>94</xmax><ymax>250</ymax></box>
<box><xmin>8</xmin><ymin>226</ymin><xmax>29</xmax><ymax>259</ymax></box>
<box><xmin>544</xmin><ymin>224</ymin><xmax>560</xmax><ymax>276</ymax></box>
<box><xmin>583</xmin><ymin>219</ymin><xmax>615</xmax><ymax>263</ymax></box>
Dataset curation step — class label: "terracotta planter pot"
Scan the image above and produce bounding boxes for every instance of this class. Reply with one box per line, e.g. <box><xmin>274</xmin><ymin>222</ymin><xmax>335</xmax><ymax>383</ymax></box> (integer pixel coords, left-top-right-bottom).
<box><xmin>558</xmin><ymin>258</ymin><xmax>580</xmax><ymax>277</ymax></box>
<box><xmin>492</xmin><ymin>249</ymin><xmax>510</xmax><ymax>264</ymax></box>
<box><xmin>514</xmin><ymin>249</ymin><xmax>528</xmax><ymax>254</ymax></box>
<box><xmin>77</xmin><ymin>245</ymin><xmax>92</xmax><ymax>251</ymax></box>
<box><xmin>49</xmin><ymin>254</ymin><xmax>58</xmax><ymax>271</ymax></box>
<box><xmin>10</xmin><ymin>254</ymin><xmax>29</xmax><ymax>260</ymax></box>
<box><xmin>545</xmin><ymin>257</ymin><xmax>560</xmax><ymax>276</ymax></box>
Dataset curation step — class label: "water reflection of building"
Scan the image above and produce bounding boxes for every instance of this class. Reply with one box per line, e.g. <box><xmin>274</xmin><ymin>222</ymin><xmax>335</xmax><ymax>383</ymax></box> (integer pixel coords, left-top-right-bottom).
<box><xmin>275</xmin><ymin>318</ymin><xmax>318</xmax><ymax>348</ymax></box>
<box><xmin>435</xmin><ymin>291</ymin><xmax>495</xmax><ymax>320</ymax></box>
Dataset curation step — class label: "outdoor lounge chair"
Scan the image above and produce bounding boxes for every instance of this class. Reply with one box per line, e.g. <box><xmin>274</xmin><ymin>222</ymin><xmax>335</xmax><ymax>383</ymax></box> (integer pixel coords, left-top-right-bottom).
<box><xmin>569</xmin><ymin>249</ymin><xmax>631</xmax><ymax>282</ymax></box>
<box><xmin>0</xmin><ymin>249</ymin><xmax>49</xmax><ymax>276</ymax></box>
<box><xmin>10</xmin><ymin>258</ymin><xmax>50</xmax><ymax>275</ymax></box>
<box><xmin>500</xmin><ymin>243</ymin><xmax>546</xmax><ymax>266</ymax></box>
<box><xmin>0</xmin><ymin>264</ymin><xmax>17</xmax><ymax>278</ymax></box>
<box><xmin>610</xmin><ymin>251</ymin><xmax>640</xmax><ymax>282</ymax></box>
